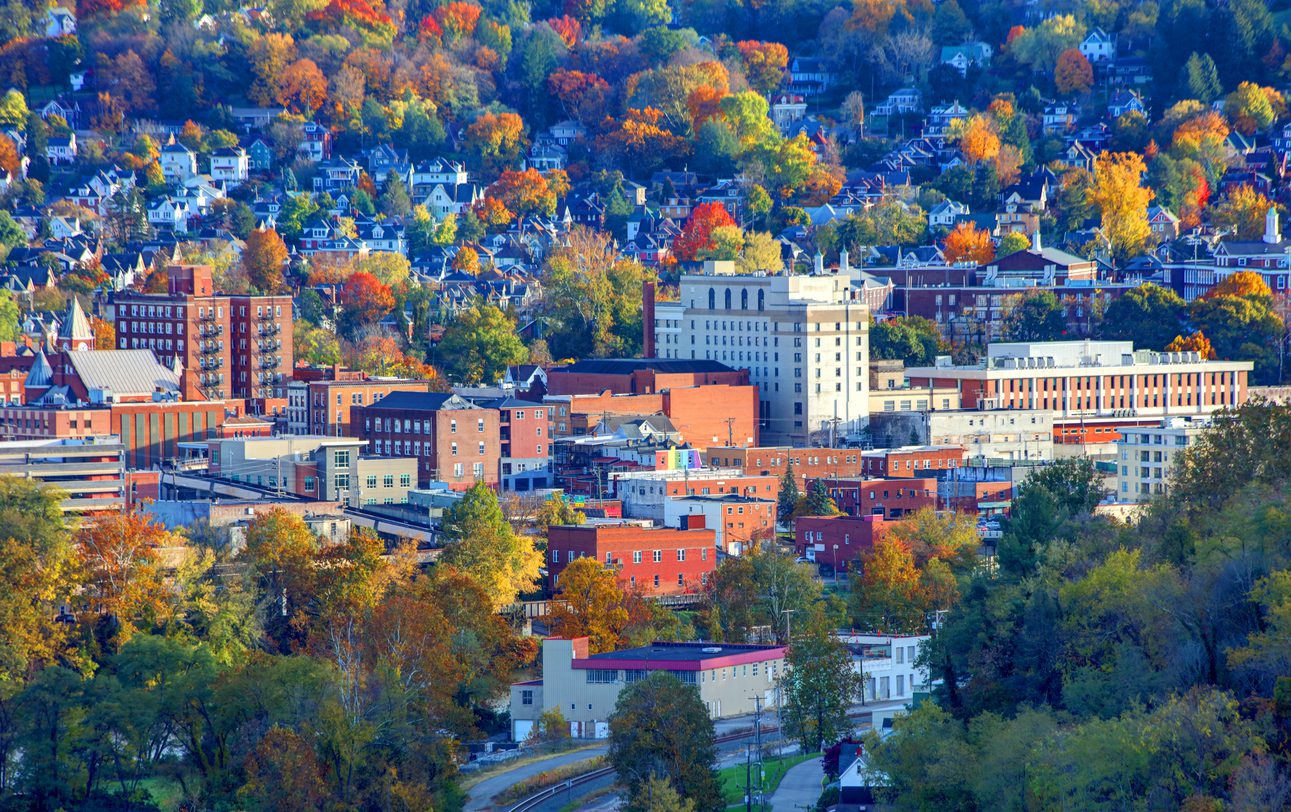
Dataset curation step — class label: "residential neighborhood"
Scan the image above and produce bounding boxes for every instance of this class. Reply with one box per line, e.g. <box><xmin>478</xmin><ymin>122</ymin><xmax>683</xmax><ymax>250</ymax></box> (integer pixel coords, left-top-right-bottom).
<box><xmin>0</xmin><ymin>0</ymin><xmax>1289</xmax><ymax>810</ymax></box>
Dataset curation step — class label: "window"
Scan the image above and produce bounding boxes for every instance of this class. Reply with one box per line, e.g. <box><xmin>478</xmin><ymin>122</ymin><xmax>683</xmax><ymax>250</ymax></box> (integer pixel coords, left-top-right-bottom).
<box><xmin>677</xmin><ymin>573</ymin><xmax>685</xmax><ymax>586</ymax></box>
<box><xmin>625</xmin><ymin>669</ymin><xmax>647</xmax><ymax>683</ymax></box>
<box><xmin>451</xmin><ymin>443</ymin><xmax>458</xmax><ymax>456</ymax></box>
<box><xmin>585</xmin><ymin>669</ymin><xmax>617</xmax><ymax>684</ymax></box>
<box><xmin>653</xmin><ymin>574</ymin><xmax>660</xmax><ymax>587</ymax></box>
<box><xmin>677</xmin><ymin>549</ymin><xmax>686</xmax><ymax>561</ymax></box>
<box><xmin>383</xmin><ymin>475</ymin><xmax>394</xmax><ymax>488</ymax></box>
<box><xmin>473</xmin><ymin>462</ymin><xmax>484</xmax><ymax>478</ymax></box>
<box><xmin>478</xmin><ymin>419</ymin><xmax>485</xmax><ymax>432</ymax></box>
<box><xmin>334</xmin><ymin>450</ymin><xmax>350</xmax><ymax>468</ymax></box>
<box><xmin>653</xmin><ymin>550</ymin><xmax>662</xmax><ymax>563</ymax></box>
<box><xmin>453</xmin><ymin>463</ymin><xmax>464</xmax><ymax>477</ymax></box>
<box><xmin>400</xmin><ymin>474</ymin><xmax>410</xmax><ymax>487</ymax></box>
<box><xmin>450</xmin><ymin>420</ymin><xmax>457</xmax><ymax>433</ymax></box>
<box><xmin>366</xmin><ymin>475</ymin><xmax>378</xmax><ymax>488</ymax></box>
<box><xmin>633</xmin><ymin>551</ymin><xmax>642</xmax><ymax>564</ymax></box>
<box><xmin>335</xmin><ymin>474</ymin><xmax>349</xmax><ymax>489</ymax></box>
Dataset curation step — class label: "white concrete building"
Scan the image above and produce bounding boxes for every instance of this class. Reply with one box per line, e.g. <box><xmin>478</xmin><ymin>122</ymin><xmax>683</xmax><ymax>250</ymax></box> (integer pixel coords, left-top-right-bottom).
<box><xmin>654</xmin><ymin>261</ymin><xmax>871</xmax><ymax>445</ymax></box>
<box><xmin>839</xmin><ymin>633</ymin><xmax>931</xmax><ymax>703</ymax></box>
<box><xmin>1115</xmin><ymin>416</ymin><xmax>1210</xmax><ymax>502</ymax></box>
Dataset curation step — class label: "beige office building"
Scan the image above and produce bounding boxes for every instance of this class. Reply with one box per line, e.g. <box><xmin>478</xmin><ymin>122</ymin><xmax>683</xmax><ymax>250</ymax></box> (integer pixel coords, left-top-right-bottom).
<box><xmin>1115</xmin><ymin>416</ymin><xmax>1211</xmax><ymax>502</ymax></box>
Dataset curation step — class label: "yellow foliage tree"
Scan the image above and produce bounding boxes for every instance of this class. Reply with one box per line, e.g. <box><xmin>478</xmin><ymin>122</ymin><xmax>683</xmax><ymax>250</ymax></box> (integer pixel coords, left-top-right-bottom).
<box><xmin>1165</xmin><ymin>331</ymin><xmax>1216</xmax><ymax>359</ymax></box>
<box><xmin>956</xmin><ymin>114</ymin><xmax>1001</xmax><ymax>164</ymax></box>
<box><xmin>942</xmin><ymin>222</ymin><xmax>995</xmax><ymax>265</ymax></box>
<box><xmin>547</xmin><ymin>557</ymin><xmax>631</xmax><ymax>654</ymax></box>
<box><xmin>1210</xmin><ymin>185</ymin><xmax>1273</xmax><ymax>242</ymax></box>
<box><xmin>1206</xmin><ymin>270</ymin><xmax>1273</xmax><ymax>300</ymax></box>
<box><xmin>1088</xmin><ymin>151</ymin><xmax>1154</xmax><ymax>261</ymax></box>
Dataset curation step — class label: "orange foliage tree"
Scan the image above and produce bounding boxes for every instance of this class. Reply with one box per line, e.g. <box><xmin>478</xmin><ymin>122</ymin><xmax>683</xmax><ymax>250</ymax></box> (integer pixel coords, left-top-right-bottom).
<box><xmin>487</xmin><ymin>168</ymin><xmax>556</xmax><ymax>221</ymax></box>
<box><xmin>596</xmin><ymin>107</ymin><xmax>687</xmax><ymax>174</ymax></box>
<box><xmin>307</xmin><ymin>0</ymin><xmax>396</xmax><ymax>44</ymax></box>
<box><xmin>434</xmin><ymin>1</ymin><xmax>483</xmax><ymax>41</ymax></box>
<box><xmin>957</xmin><ymin>115</ymin><xmax>1001</xmax><ymax>164</ymax></box>
<box><xmin>1054</xmin><ymin>48</ymin><xmax>1093</xmax><ymax>95</ymax></box>
<box><xmin>943</xmin><ymin>222</ymin><xmax>996</xmax><ymax>264</ymax></box>
<box><xmin>1166</xmin><ymin>331</ymin><xmax>1217</xmax><ymax>358</ymax></box>
<box><xmin>473</xmin><ymin>196</ymin><xmax>515</xmax><ymax>230</ymax></box>
<box><xmin>0</xmin><ymin>135</ymin><xmax>20</xmax><ymax>177</ymax></box>
<box><xmin>1206</xmin><ymin>270</ymin><xmax>1273</xmax><ymax>300</ymax></box>
<box><xmin>278</xmin><ymin>59</ymin><xmax>328</xmax><ymax>115</ymax></box>
<box><xmin>75</xmin><ymin>512</ymin><xmax>171</xmax><ymax>643</ymax></box>
<box><xmin>736</xmin><ymin>41</ymin><xmax>789</xmax><ymax>96</ymax></box>
<box><xmin>92</xmin><ymin>318</ymin><xmax>115</xmax><ymax>350</ymax></box>
<box><xmin>673</xmin><ymin>202</ymin><xmax>738</xmax><ymax>261</ymax></box>
<box><xmin>340</xmin><ymin>271</ymin><xmax>395</xmax><ymax>326</ymax></box>
<box><xmin>547</xmin><ymin>15</ymin><xmax>582</xmax><ymax>48</ymax></box>
<box><xmin>548</xmin><ymin>70</ymin><xmax>611</xmax><ymax>125</ymax></box>
<box><xmin>465</xmin><ymin>111</ymin><xmax>526</xmax><ymax>173</ymax></box>
<box><xmin>242</xmin><ymin>228</ymin><xmax>290</xmax><ymax>293</ymax></box>
<box><xmin>77</xmin><ymin>0</ymin><xmax>146</xmax><ymax>18</ymax></box>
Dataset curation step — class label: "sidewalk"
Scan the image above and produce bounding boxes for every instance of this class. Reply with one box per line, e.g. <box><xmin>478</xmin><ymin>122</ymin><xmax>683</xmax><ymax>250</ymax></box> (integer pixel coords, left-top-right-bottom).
<box><xmin>768</xmin><ymin>757</ymin><xmax>824</xmax><ymax>811</ymax></box>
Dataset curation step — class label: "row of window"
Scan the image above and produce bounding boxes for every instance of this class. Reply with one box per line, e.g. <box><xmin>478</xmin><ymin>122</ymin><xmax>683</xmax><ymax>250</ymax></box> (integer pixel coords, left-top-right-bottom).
<box><xmin>364</xmin><ymin>474</ymin><xmax>412</xmax><ymax>489</ymax></box>
<box><xmin>552</xmin><ymin>548</ymin><xmax>709</xmax><ymax>564</ymax></box>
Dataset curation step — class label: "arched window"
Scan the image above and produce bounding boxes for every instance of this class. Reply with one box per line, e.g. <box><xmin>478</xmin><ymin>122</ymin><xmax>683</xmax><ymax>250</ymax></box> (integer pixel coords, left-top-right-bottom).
<box><xmin>757</xmin><ymin>289</ymin><xmax>765</xmax><ymax>311</ymax></box>
<box><xmin>740</xmin><ymin>289</ymin><xmax>749</xmax><ymax>310</ymax></box>
<box><xmin>724</xmin><ymin>289</ymin><xmax>732</xmax><ymax>309</ymax></box>
<box><xmin>708</xmin><ymin>288</ymin><xmax>716</xmax><ymax>309</ymax></box>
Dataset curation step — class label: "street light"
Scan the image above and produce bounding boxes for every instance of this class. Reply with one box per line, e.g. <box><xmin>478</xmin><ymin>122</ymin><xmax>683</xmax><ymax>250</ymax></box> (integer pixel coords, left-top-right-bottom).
<box><xmin>832</xmin><ymin>544</ymin><xmax>839</xmax><ymax>585</ymax></box>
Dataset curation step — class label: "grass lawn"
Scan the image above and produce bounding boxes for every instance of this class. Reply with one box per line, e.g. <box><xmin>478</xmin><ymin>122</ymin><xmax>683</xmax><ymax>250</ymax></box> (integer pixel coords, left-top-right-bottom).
<box><xmin>717</xmin><ymin>751</ymin><xmax>816</xmax><ymax>809</ymax></box>
<box><xmin>135</xmin><ymin>776</ymin><xmax>186</xmax><ymax>811</ymax></box>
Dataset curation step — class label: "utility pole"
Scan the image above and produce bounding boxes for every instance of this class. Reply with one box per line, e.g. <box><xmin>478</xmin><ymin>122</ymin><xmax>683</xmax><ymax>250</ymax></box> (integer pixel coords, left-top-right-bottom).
<box><xmin>726</xmin><ymin>416</ymin><xmax>736</xmax><ymax>447</ymax></box>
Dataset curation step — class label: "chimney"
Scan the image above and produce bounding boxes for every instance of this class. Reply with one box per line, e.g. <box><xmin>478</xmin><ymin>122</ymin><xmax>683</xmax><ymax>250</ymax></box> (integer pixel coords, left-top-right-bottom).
<box><xmin>1031</xmin><ymin>230</ymin><xmax>1042</xmax><ymax>252</ymax></box>
<box><xmin>813</xmin><ymin>251</ymin><xmax>825</xmax><ymax>275</ymax></box>
<box><xmin>839</xmin><ymin>249</ymin><xmax>851</xmax><ymax>275</ymax></box>
<box><xmin>1264</xmin><ymin>206</ymin><xmax>1281</xmax><ymax>244</ymax></box>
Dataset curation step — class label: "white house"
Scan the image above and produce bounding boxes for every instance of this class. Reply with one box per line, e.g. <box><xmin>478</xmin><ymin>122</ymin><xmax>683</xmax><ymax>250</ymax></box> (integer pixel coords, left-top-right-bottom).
<box><xmin>159</xmin><ymin>141</ymin><xmax>197</xmax><ymax>183</ymax></box>
<box><xmin>1080</xmin><ymin>28</ymin><xmax>1115</xmax><ymax>63</ymax></box>
<box><xmin>148</xmin><ymin>198</ymin><xmax>192</xmax><ymax>233</ymax></box>
<box><xmin>939</xmin><ymin>42</ymin><xmax>992</xmax><ymax>76</ymax></box>
<box><xmin>209</xmin><ymin>147</ymin><xmax>249</xmax><ymax>186</ymax></box>
<box><xmin>928</xmin><ymin>199</ymin><xmax>969</xmax><ymax>229</ymax></box>
<box><xmin>46</xmin><ymin>133</ymin><xmax>76</xmax><ymax>165</ymax></box>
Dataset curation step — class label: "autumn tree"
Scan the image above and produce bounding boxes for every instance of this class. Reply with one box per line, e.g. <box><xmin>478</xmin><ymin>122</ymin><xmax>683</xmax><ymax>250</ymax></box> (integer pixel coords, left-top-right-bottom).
<box><xmin>278</xmin><ymin>59</ymin><xmax>327</xmax><ymax>116</ymax></box>
<box><xmin>541</xmin><ymin>226</ymin><xmax>652</xmax><ymax>358</ymax></box>
<box><xmin>780</xmin><ymin>608</ymin><xmax>864</xmax><ymax>752</ymax></box>
<box><xmin>736</xmin><ymin>40</ymin><xmax>789</xmax><ymax>96</ymax></box>
<box><xmin>596</xmin><ymin>107</ymin><xmax>688</xmax><ymax>175</ymax></box>
<box><xmin>1211</xmin><ymin>185</ymin><xmax>1273</xmax><ymax>241</ymax></box>
<box><xmin>439</xmin><ymin>483</ymin><xmax>542</xmax><ymax>610</ymax></box>
<box><xmin>487</xmin><ymin>168</ymin><xmax>556</xmax><ymax>222</ymax></box>
<box><xmin>547</xmin><ymin>557</ymin><xmax>631</xmax><ymax>654</ymax></box>
<box><xmin>465</xmin><ymin>111</ymin><xmax>526</xmax><ymax>173</ymax></box>
<box><xmin>548</xmin><ymin>69</ymin><xmax>611</xmax><ymax>126</ymax></box>
<box><xmin>433</xmin><ymin>1</ymin><xmax>483</xmax><ymax>41</ymax></box>
<box><xmin>1054</xmin><ymin>48</ymin><xmax>1093</xmax><ymax>95</ymax></box>
<box><xmin>850</xmin><ymin>536</ymin><xmax>925</xmax><ymax>633</ymax></box>
<box><xmin>1206</xmin><ymin>270</ymin><xmax>1273</xmax><ymax>300</ymax></box>
<box><xmin>75</xmin><ymin>512</ymin><xmax>172</xmax><ymax>646</ymax></box>
<box><xmin>339</xmin><ymin>271</ymin><xmax>395</xmax><ymax>329</ymax></box>
<box><xmin>241</xmin><ymin>228</ymin><xmax>289</xmax><ymax>293</ymax></box>
<box><xmin>673</xmin><ymin>202</ymin><xmax>738</xmax><ymax>261</ymax></box>
<box><xmin>1223</xmin><ymin>82</ymin><xmax>1285</xmax><ymax>135</ymax></box>
<box><xmin>1088</xmin><ymin>151</ymin><xmax>1154</xmax><ymax>262</ymax></box>
<box><xmin>942</xmin><ymin>222</ymin><xmax>995</xmax><ymax>264</ymax></box>
<box><xmin>956</xmin><ymin>115</ymin><xmax>1001</xmax><ymax>164</ymax></box>
<box><xmin>1165</xmin><ymin>331</ymin><xmax>1216</xmax><ymax>358</ymax></box>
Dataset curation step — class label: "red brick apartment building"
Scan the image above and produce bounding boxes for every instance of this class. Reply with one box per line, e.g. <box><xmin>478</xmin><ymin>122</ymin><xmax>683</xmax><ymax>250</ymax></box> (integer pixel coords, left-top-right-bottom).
<box><xmin>795</xmin><ymin>514</ymin><xmax>891</xmax><ymax>571</ymax></box>
<box><xmin>307</xmin><ymin>378</ymin><xmax>434</xmax><ymax>437</ymax></box>
<box><xmin>112</xmin><ymin>265</ymin><xmax>294</xmax><ymax>401</ymax></box>
<box><xmin>705</xmin><ymin>446</ymin><xmax>870</xmax><ymax>487</ymax></box>
<box><xmin>547</xmin><ymin>522</ymin><xmax>717</xmax><ymax>595</ymax></box>
<box><xmin>354</xmin><ymin>391</ymin><xmax>499</xmax><ymax>489</ymax></box>
<box><xmin>859</xmin><ymin>446</ymin><xmax>967</xmax><ymax>478</ymax></box>
<box><xmin>546</xmin><ymin>358</ymin><xmax>749</xmax><ymax>396</ymax></box>
<box><xmin>813</xmin><ymin>477</ymin><xmax>939</xmax><ymax>519</ymax></box>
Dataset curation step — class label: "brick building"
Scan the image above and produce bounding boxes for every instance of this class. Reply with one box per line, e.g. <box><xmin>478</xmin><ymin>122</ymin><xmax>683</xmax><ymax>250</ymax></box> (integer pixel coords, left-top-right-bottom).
<box><xmin>111</xmin><ymin>265</ymin><xmax>294</xmax><ymax>401</ymax></box>
<box><xmin>208</xmin><ymin>435</ymin><xmax>418</xmax><ymax>506</ymax></box>
<box><xmin>859</xmin><ymin>446</ymin><xmax>967</xmax><ymax>478</ymax></box>
<box><xmin>354</xmin><ymin>391</ymin><xmax>500</xmax><ymax>489</ymax></box>
<box><xmin>663</xmin><ymin>494</ymin><xmax>777</xmax><ymax>555</ymax></box>
<box><xmin>468</xmin><ymin>396</ymin><xmax>552</xmax><ymax>491</ymax></box>
<box><xmin>547</xmin><ymin>383</ymin><xmax>759</xmax><ymax>451</ymax></box>
<box><xmin>611</xmin><ymin>468</ymin><xmax>780</xmax><ymax>520</ymax></box>
<box><xmin>706</xmin><ymin>446</ymin><xmax>870</xmax><ymax>488</ymax></box>
<box><xmin>795</xmin><ymin>514</ymin><xmax>891</xmax><ymax>571</ymax></box>
<box><xmin>546</xmin><ymin>521</ymin><xmax>717</xmax><ymax>595</ymax></box>
<box><xmin>811</xmin><ymin>477</ymin><xmax>939</xmax><ymax>518</ymax></box>
<box><xmin>546</xmin><ymin>358</ymin><xmax>749</xmax><ymax>396</ymax></box>
<box><xmin>302</xmin><ymin>376</ymin><xmax>434</xmax><ymax>437</ymax></box>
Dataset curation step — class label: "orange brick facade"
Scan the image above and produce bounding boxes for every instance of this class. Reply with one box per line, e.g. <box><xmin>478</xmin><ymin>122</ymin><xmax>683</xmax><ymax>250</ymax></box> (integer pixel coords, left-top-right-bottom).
<box><xmin>547</xmin><ymin>523</ymin><xmax>717</xmax><ymax>595</ymax></box>
<box><xmin>550</xmin><ymin>384</ymin><xmax>759</xmax><ymax>450</ymax></box>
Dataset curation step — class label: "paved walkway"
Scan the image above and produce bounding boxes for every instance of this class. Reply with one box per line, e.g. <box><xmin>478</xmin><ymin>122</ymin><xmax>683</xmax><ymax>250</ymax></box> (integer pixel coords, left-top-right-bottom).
<box><xmin>769</xmin><ymin>757</ymin><xmax>824</xmax><ymax>812</ymax></box>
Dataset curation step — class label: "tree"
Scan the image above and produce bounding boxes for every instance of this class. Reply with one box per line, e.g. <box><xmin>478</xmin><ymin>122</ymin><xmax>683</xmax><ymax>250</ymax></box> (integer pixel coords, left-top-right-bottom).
<box><xmin>0</xmin><ymin>210</ymin><xmax>25</xmax><ymax>254</ymax></box>
<box><xmin>1207</xmin><ymin>270</ymin><xmax>1273</xmax><ymax>300</ymax></box>
<box><xmin>870</xmin><ymin>316</ymin><xmax>942</xmax><ymax>366</ymax></box>
<box><xmin>75</xmin><ymin>512</ymin><xmax>171</xmax><ymax>647</ymax></box>
<box><xmin>942</xmin><ymin>222</ymin><xmax>995</xmax><ymax>264</ymax></box>
<box><xmin>0</xmin><ymin>135</ymin><xmax>20</xmax><ymax>178</ymax></box>
<box><xmin>541</xmin><ymin>227</ymin><xmax>651</xmax><ymax>359</ymax></box>
<box><xmin>1099</xmin><ymin>283</ymin><xmax>1187</xmax><ymax>350</ymax></box>
<box><xmin>735</xmin><ymin>41</ymin><xmax>789</xmax><ymax>96</ymax></box>
<box><xmin>549</xmin><ymin>69</ymin><xmax>612</xmax><ymax>125</ymax></box>
<box><xmin>850</xmin><ymin>536</ymin><xmax>926</xmax><ymax>633</ymax></box>
<box><xmin>632</xmin><ymin>774</ymin><xmax>698</xmax><ymax>812</ymax></box>
<box><xmin>1054</xmin><ymin>48</ymin><xmax>1093</xmax><ymax>95</ymax></box>
<box><xmin>339</xmin><ymin>271</ymin><xmax>395</xmax><ymax>329</ymax></box>
<box><xmin>464</xmin><ymin>111</ymin><xmax>526</xmax><ymax>173</ymax></box>
<box><xmin>350</xmin><ymin>252</ymin><xmax>411</xmax><ymax>290</ymax></box>
<box><xmin>1211</xmin><ymin>186</ymin><xmax>1273</xmax><ymax>241</ymax></box>
<box><xmin>608</xmin><ymin>672</ymin><xmax>722</xmax><ymax>812</ymax></box>
<box><xmin>1003</xmin><ymin>291</ymin><xmax>1066</xmax><ymax>341</ymax></box>
<box><xmin>800</xmin><ymin>479</ymin><xmax>841</xmax><ymax>517</ymax></box>
<box><xmin>998</xmin><ymin>231</ymin><xmax>1030</xmax><ymax>255</ymax></box>
<box><xmin>0</xmin><ymin>89</ymin><xmax>27</xmax><ymax>130</ymax></box>
<box><xmin>1224</xmin><ymin>82</ymin><xmax>1284</xmax><ymax>135</ymax></box>
<box><xmin>956</xmin><ymin>115</ymin><xmax>1001</xmax><ymax>165</ymax></box>
<box><xmin>439</xmin><ymin>483</ymin><xmax>542</xmax><ymax>610</ymax></box>
<box><xmin>1088</xmin><ymin>151</ymin><xmax>1154</xmax><ymax>262</ymax></box>
<box><xmin>780</xmin><ymin>609</ymin><xmax>863</xmax><ymax>753</ymax></box>
<box><xmin>673</xmin><ymin>203</ymin><xmax>738</xmax><ymax>261</ymax></box>
<box><xmin>778</xmin><ymin>462</ymin><xmax>801</xmax><ymax>524</ymax></box>
<box><xmin>596</xmin><ymin>107</ymin><xmax>687</xmax><ymax>175</ymax></box>
<box><xmin>241</xmin><ymin>228</ymin><xmax>289</xmax><ymax>293</ymax></box>
<box><xmin>1165</xmin><ymin>331</ymin><xmax>1216</xmax><ymax>359</ymax></box>
<box><xmin>547</xmin><ymin>557</ymin><xmax>630</xmax><ymax>653</ymax></box>
<box><xmin>487</xmin><ymin>168</ymin><xmax>556</xmax><ymax>221</ymax></box>
<box><xmin>1182</xmin><ymin>53</ymin><xmax>1222</xmax><ymax>103</ymax></box>
<box><xmin>436</xmin><ymin>305</ymin><xmax>528</xmax><ymax>385</ymax></box>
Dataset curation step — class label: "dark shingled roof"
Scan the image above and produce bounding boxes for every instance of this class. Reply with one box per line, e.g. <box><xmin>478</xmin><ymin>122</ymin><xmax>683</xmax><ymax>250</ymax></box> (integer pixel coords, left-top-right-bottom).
<box><xmin>555</xmin><ymin>358</ymin><xmax>738</xmax><ymax>375</ymax></box>
<box><xmin>366</xmin><ymin>392</ymin><xmax>481</xmax><ymax>411</ymax></box>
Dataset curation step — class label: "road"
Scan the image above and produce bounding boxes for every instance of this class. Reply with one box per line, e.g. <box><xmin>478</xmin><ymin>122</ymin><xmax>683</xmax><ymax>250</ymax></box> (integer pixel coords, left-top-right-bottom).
<box><xmin>768</xmin><ymin>758</ymin><xmax>825</xmax><ymax>811</ymax></box>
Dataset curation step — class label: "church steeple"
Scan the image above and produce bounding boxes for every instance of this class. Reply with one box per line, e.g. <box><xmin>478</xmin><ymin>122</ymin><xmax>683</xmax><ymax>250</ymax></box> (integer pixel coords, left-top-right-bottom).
<box><xmin>56</xmin><ymin>297</ymin><xmax>93</xmax><ymax>352</ymax></box>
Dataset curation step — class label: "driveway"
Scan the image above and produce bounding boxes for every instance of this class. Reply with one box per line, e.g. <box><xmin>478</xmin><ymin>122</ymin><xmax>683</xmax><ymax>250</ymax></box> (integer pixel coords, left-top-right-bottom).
<box><xmin>769</xmin><ymin>757</ymin><xmax>824</xmax><ymax>811</ymax></box>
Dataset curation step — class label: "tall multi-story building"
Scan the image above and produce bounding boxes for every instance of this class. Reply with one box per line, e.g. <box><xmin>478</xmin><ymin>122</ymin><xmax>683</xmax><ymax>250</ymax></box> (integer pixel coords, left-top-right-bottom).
<box><xmin>1114</xmin><ymin>417</ymin><xmax>1211</xmax><ymax>503</ymax></box>
<box><xmin>650</xmin><ymin>261</ymin><xmax>871</xmax><ymax>445</ymax></box>
<box><xmin>354</xmin><ymin>392</ymin><xmax>500</xmax><ymax>489</ymax></box>
<box><xmin>112</xmin><ymin>265</ymin><xmax>294</xmax><ymax>402</ymax></box>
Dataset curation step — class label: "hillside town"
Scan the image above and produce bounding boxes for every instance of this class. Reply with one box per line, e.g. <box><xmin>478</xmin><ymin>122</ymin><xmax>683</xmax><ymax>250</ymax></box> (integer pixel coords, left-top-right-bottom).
<box><xmin>1</xmin><ymin>0</ymin><xmax>1291</xmax><ymax>810</ymax></box>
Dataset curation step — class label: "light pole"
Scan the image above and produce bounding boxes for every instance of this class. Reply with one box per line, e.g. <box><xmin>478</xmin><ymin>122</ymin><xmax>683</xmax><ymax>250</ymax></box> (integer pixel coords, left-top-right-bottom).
<box><xmin>833</xmin><ymin>545</ymin><xmax>839</xmax><ymax>585</ymax></box>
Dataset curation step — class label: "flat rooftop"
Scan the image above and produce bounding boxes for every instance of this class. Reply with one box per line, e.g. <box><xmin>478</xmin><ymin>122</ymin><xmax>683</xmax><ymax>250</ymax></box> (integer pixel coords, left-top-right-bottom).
<box><xmin>578</xmin><ymin>641</ymin><xmax>784</xmax><ymax>667</ymax></box>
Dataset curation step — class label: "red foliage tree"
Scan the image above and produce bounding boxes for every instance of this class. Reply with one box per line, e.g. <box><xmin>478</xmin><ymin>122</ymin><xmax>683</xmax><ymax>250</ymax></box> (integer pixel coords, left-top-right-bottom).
<box><xmin>78</xmin><ymin>0</ymin><xmax>145</xmax><ymax>18</ymax></box>
<box><xmin>434</xmin><ymin>1</ymin><xmax>483</xmax><ymax>41</ymax></box>
<box><xmin>547</xmin><ymin>15</ymin><xmax>582</xmax><ymax>48</ymax></box>
<box><xmin>340</xmin><ymin>271</ymin><xmax>395</xmax><ymax>325</ymax></box>
<box><xmin>548</xmin><ymin>69</ymin><xmax>611</xmax><ymax>125</ymax></box>
<box><xmin>673</xmin><ymin>203</ymin><xmax>738</xmax><ymax>261</ymax></box>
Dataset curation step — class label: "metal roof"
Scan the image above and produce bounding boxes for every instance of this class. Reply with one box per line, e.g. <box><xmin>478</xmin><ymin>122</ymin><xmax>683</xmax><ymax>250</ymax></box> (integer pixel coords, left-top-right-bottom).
<box><xmin>66</xmin><ymin>350</ymin><xmax>179</xmax><ymax>397</ymax></box>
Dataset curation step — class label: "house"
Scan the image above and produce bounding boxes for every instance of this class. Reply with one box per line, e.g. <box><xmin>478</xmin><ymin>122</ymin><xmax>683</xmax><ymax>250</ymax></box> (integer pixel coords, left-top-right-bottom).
<box><xmin>939</xmin><ymin>42</ymin><xmax>992</xmax><ymax>76</ymax></box>
<box><xmin>313</xmin><ymin>157</ymin><xmax>364</xmax><ymax>193</ymax></box>
<box><xmin>147</xmin><ymin>198</ymin><xmax>193</xmax><ymax>233</ymax></box>
<box><xmin>246</xmin><ymin>139</ymin><xmax>273</xmax><ymax>173</ymax></box>
<box><xmin>365</xmin><ymin>144</ymin><xmax>409</xmax><ymax>184</ymax></box>
<box><xmin>299</xmin><ymin>121</ymin><xmax>331</xmax><ymax>162</ymax></box>
<box><xmin>547</xmin><ymin>120</ymin><xmax>587</xmax><ymax>147</ymax></box>
<box><xmin>40</xmin><ymin>99</ymin><xmax>81</xmax><ymax>130</ymax></box>
<box><xmin>1080</xmin><ymin>28</ymin><xmax>1115</xmax><ymax>63</ymax></box>
<box><xmin>873</xmin><ymin>88</ymin><xmax>923</xmax><ymax>117</ymax></box>
<box><xmin>995</xmin><ymin>176</ymin><xmax>1048</xmax><ymax>237</ymax></box>
<box><xmin>1042</xmin><ymin>103</ymin><xmax>1079</xmax><ymax>135</ymax></box>
<box><xmin>228</xmin><ymin>107</ymin><xmax>285</xmax><ymax>131</ymax></box>
<box><xmin>527</xmin><ymin>142</ymin><xmax>567</xmax><ymax>172</ymax></box>
<box><xmin>788</xmin><ymin>57</ymin><xmax>834</xmax><ymax>94</ymax></box>
<box><xmin>1147</xmin><ymin>206</ymin><xmax>1180</xmax><ymax>240</ymax></box>
<box><xmin>925</xmin><ymin>101</ymin><xmax>968</xmax><ymax>137</ymax></box>
<box><xmin>928</xmin><ymin>199</ymin><xmax>969</xmax><ymax>229</ymax></box>
<box><xmin>423</xmin><ymin>181</ymin><xmax>482</xmax><ymax>220</ymax></box>
<box><xmin>770</xmin><ymin>93</ymin><xmax>808</xmax><ymax>132</ymax></box>
<box><xmin>209</xmin><ymin>147</ymin><xmax>249</xmax><ymax>186</ymax></box>
<box><xmin>46</xmin><ymin>133</ymin><xmax>76</xmax><ymax>165</ymax></box>
<box><xmin>1108</xmin><ymin>90</ymin><xmax>1147</xmax><ymax>119</ymax></box>
<box><xmin>45</xmin><ymin>6</ymin><xmax>76</xmax><ymax>37</ymax></box>
<box><xmin>410</xmin><ymin>158</ymin><xmax>468</xmax><ymax>194</ymax></box>
<box><xmin>159</xmin><ymin>141</ymin><xmax>197</xmax><ymax>183</ymax></box>
<box><xmin>1064</xmin><ymin>141</ymin><xmax>1098</xmax><ymax>172</ymax></box>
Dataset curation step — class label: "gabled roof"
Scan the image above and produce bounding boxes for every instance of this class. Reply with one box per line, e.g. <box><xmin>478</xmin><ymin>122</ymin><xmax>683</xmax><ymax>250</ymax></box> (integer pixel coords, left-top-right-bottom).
<box><xmin>368</xmin><ymin>391</ymin><xmax>482</xmax><ymax>411</ymax></box>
